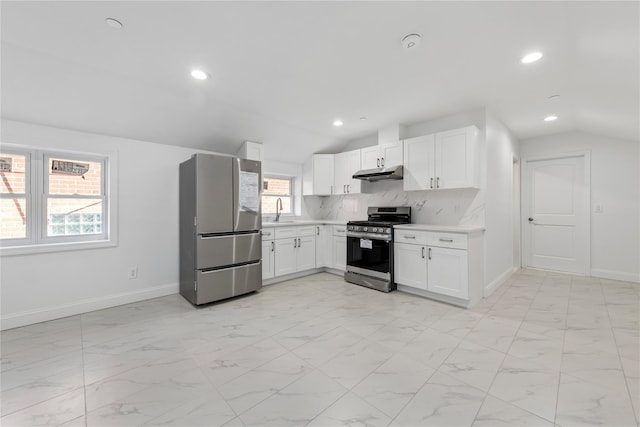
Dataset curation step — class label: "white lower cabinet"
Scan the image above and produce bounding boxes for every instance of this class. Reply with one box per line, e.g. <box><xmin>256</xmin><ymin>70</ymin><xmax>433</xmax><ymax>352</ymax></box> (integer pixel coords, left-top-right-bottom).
<box><xmin>273</xmin><ymin>226</ymin><xmax>317</xmax><ymax>277</ymax></box>
<box><xmin>261</xmin><ymin>227</ymin><xmax>276</xmax><ymax>280</ymax></box>
<box><xmin>274</xmin><ymin>238</ymin><xmax>297</xmax><ymax>276</ymax></box>
<box><xmin>394</xmin><ymin>243</ymin><xmax>427</xmax><ymax>290</ymax></box>
<box><xmin>264</xmin><ymin>223</ymin><xmax>347</xmax><ymax>282</ymax></box>
<box><xmin>262</xmin><ymin>239</ymin><xmax>275</xmax><ymax>279</ymax></box>
<box><xmin>315</xmin><ymin>225</ymin><xmax>332</xmax><ymax>268</ymax></box>
<box><xmin>333</xmin><ymin>236</ymin><xmax>346</xmax><ymax>271</ymax></box>
<box><xmin>394</xmin><ymin>229</ymin><xmax>481</xmax><ymax>307</ymax></box>
<box><xmin>332</xmin><ymin>225</ymin><xmax>347</xmax><ymax>271</ymax></box>
<box><xmin>296</xmin><ymin>236</ymin><xmax>316</xmax><ymax>271</ymax></box>
<box><xmin>427</xmin><ymin>246</ymin><xmax>468</xmax><ymax>299</ymax></box>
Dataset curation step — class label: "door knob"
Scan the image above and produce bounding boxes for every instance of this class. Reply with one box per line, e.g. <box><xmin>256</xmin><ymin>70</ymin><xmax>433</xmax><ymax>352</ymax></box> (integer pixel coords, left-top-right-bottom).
<box><xmin>528</xmin><ymin>217</ymin><xmax>534</xmax><ymax>222</ymax></box>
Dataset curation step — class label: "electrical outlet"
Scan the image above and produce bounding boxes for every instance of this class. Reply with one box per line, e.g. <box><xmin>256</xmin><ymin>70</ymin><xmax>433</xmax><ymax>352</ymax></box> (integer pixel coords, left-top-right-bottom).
<box><xmin>595</xmin><ymin>204</ymin><xmax>603</xmax><ymax>213</ymax></box>
<box><xmin>127</xmin><ymin>267</ymin><xmax>138</xmax><ymax>279</ymax></box>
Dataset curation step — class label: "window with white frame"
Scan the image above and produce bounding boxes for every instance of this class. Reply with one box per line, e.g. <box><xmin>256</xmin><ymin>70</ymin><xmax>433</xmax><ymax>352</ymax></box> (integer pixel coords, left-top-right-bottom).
<box><xmin>262</xmin><ymin>176</ymin><xmax>293</xmax><ymax>215</ymax></box>
<box><xmin>0</xmin><ymin>147</ymin><xmax>109</xmax><ymax>247</ymax></box>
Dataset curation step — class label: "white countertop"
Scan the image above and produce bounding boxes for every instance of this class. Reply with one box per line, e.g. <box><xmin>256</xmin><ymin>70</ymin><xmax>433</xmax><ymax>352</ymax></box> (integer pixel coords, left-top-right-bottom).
<box><xmin>394</xmin><ymin>224</ymin><xmax>485</xmax><ymax>233</ymax></box>
<box><xmin>262</xmin><ymin>219</ymin><xmax>347</xmax><ymax>227</ymax></box>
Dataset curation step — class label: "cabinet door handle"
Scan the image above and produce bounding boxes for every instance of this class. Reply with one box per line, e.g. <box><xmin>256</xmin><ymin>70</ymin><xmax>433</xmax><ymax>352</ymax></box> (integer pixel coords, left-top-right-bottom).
<box><xmin>347</xmin><ymin>184</ymin><xmax>350</xmax><ymax>193</ymax></box>
<box><xmin>430</xmin><ymin>177</ymin><xmax>434</xmax><ymax>189</ymax></box>
<box><xmin>436</xmin><ymin>177</ymin><xmax>440</xmax><ymax>188</ymax></box>
<box><xmin>381</xmin><ymin>157</ymin><xmax>385</xmax><ymax>167</ymax></box>
<box><xmin>271</xmin><ymin>241</ymin><xmax>274</xmax><ymax>252</ymax></box>
<box><xmin>428</xmin><ymin>247</ymin><xmax>432</xmax><ymax>260</ymax></box>
<box><xmin>439</xmin><ymin>238</ymin><xmax>454</xmax><ymax>243</ymax></box>
<box><xmin>294</xmin><ymin>238</ymin><xmax>297</xmax><ymax>248</ymax></box>
<box><xmin>377</xmin><ymin>158</ymin><xmax>380</xmax><ymax>167</ymax></box>
<box><xmin>421</xmin><ymin>247</ymin><xmax>425</xmax><ymax>258</ymax></box>
<box><xmin>343</xmin><ymin>184</ymin><xmax>346</xmax><ymax>193</ymax></box>
<box><xmin>317</xmin><ymin>226</ymin><xmax>320</xmax><ymax>236</ymax></box>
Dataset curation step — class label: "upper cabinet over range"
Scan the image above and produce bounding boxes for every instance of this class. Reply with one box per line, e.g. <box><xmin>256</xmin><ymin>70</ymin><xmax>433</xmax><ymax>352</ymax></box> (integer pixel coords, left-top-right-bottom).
<box><xmin>361</xmin><ymin>142</ymin><xmax>403</xmax><ymax>169</ymax></box>
<box><xmin>403</xmin><ymin>126</ymin><xmax>479</xmax><ymax>191</ymax></box>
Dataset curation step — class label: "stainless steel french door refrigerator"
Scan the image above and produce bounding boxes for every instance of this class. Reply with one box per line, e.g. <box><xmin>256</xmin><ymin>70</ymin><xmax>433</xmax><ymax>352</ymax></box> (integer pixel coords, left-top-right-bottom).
<box><xmin>179</xmin><ymin>153</ymin><xmax>262</xmax><ymax>305</ymax></box>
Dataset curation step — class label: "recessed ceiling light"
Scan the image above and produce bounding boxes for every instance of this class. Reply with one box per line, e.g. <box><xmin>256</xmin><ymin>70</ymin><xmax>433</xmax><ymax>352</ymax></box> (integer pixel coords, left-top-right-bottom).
<box><xmin>548</xmin><ymin>94</ymin><xmax>560</xmax><ymax>100</ymax></box>
<box><xmin>105</xmin><ymin>18</ymin><xmax>123</xmax><ymax>29</ymax></box>
<box><xmin>333</xmin><ymin>120</ymin><xmax>344</xmax><ymax>127</ymax></box>
<box><xmin>359</xmin><ymin>117</ymin><xmax>367</xmax><ymax>121</ymax></box>
<box><xmin>190</xmin><ymin>70</ymin><xmax>208</xmax><ymax>80</ymax></box>
<box><xmin>521</xmin><ymin>52</ymin><xmax>543</xmax><ymax>64</ymax></box>
<box><xmin>544</xmin><ymin>115</ymin><xmax>559</xmax><ymax>122</ymax></box>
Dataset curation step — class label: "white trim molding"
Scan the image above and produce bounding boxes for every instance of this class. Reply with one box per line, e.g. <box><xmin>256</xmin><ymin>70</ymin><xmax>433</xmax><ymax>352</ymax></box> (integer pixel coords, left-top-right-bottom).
<box><xmin>591</xmin><ymin>268</ymin><xmax>640</xmax><ymax>284</ymax></box>
<box><xmin>0</xmin><ymin>282</ymin><xmax>178</xmax><ymax>331</ymax></box>
<box><xmin>484</xmin><ymin>266</ymin><xmax>518</xmax><ymax>297</ymax></box>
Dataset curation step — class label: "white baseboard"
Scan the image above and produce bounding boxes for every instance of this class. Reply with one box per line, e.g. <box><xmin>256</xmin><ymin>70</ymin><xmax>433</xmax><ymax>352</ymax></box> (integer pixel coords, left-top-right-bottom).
<box><xmin>1</xmin><ymin>283</ymin><xmax>179</xmax><ymax>331</ymax></box>
<box><xmin>484</xmin><ymin>266</ymin><xmax>518</xmax><ymax>297</ymax></box>
<box><xmin>591</xmin><ymin>268</ymin><xmax>640</xmax><ymax>284</ymax></box>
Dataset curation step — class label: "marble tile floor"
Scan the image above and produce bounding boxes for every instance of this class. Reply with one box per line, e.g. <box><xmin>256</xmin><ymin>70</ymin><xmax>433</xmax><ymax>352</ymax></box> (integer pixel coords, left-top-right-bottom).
<box><xmin>1</xmin><ymin>269</ymin><xmax>638</xmax><ymax>426</ymax></box>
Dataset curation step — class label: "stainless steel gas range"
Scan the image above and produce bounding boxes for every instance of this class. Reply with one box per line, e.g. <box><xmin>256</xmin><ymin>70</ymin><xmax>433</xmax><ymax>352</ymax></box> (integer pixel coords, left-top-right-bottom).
<box><xmin>344</xmin><ymin>207</ymin><xmax>411</xmax><ymax>292</ymax></box>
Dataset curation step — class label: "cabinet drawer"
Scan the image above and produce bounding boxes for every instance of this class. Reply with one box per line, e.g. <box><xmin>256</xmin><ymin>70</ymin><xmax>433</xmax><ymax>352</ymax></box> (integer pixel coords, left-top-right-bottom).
<box><xmin>427</xmin><ymin>232</ymin><xmax>467</xmax><ymax>250</ymax></box>
<box><xmin>297</xmin><ymin>226</ymin><xmax>316</xmax><ymax>237</ymax></box>
<box><xmin>333</xmin><ymin>225</ymin><xmax>347</xmax><ymax>236</ymax></box>
<box><xmin>261</xmin><ymin>227</ymin><xmax>275</xmax><ymax>241</ymax></box>
<box><xmin>275</xmin><ymin>227</ymin><xmax>298</xmax><ymax>239</ymax></box>
<box><xmin>394</xmin><ymin>229</ymin><xmax>428</xmax><ymax>245</ymax></box>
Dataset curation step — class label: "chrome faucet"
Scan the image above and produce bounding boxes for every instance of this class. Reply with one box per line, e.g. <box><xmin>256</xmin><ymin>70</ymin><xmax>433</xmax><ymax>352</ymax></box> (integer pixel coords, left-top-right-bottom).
<box><xmin>275</xmin><ymin>197</ymin><xmax>283</xmax><ymax>222</ymax></box>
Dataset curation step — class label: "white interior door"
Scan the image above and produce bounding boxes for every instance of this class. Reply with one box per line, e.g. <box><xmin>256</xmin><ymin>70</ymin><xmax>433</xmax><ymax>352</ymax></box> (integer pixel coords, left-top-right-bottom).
<box><xmin>523</xmin><ymin>154</ymin><xmax>589</xmax><ymax>274</ymax></box>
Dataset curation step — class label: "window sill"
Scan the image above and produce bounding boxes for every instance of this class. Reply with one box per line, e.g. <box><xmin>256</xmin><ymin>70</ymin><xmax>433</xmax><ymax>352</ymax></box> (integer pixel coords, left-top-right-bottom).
<box><xmin>0</xmin><ymin>239</ymin><xmax>117</xmax><ymax>257</ymax></box>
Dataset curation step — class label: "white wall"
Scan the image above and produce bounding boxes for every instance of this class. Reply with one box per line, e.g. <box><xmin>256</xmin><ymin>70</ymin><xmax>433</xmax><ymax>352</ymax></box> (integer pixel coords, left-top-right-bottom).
<box><xmin>484</xmin><ymin>111</ymin><xmax>520</xmax><ymax>295</ymax></box>
<box><xmin>520</xmin><ymin>131</ymin><xmax>640</xmax><ymax>283</ymax></box>
<box><xmin>0</xmin><ymin>120</ymin><xmax>215</xmax><ymax>329</ymax></box>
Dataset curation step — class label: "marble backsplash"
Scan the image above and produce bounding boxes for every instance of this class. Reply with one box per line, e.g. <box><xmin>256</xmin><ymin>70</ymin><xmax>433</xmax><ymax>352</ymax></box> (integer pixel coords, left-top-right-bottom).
<box><xmin>302</xmin><ymin>180</ymin><xmax>485</xmax><ymax>226</ymax></box>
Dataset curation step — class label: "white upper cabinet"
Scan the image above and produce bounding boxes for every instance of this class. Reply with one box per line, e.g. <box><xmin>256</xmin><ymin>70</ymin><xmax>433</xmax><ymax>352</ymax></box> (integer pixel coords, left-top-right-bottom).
<box><xmin>303</xmin><ymin>154</ymin><xmax>334</xmax><ymax>196</ymax></box>
<box><xmin>361</xmin><ymin>146</ymin><xmax>380</xmax><ymax>169</ymax></box>
<box><xmin>236</xmin><ymin>141</ymin><xmax>263</xmax><ymax>162</ymax></box>
<box><xmin>361</xmin><ymin>143</ymin><xmax>403</xmax><ymax>169</ymax></box>
<box><xmin>403</xmin><ymin>134</ymin><xmax>436</xmax><ymax>191</ymax></box>
<box><xmin>435</xmin><ymin>126</ymin><xmax>479</xmax><ymax>189</ymax></box>
<box><xmin>334</xmin><ymin>149</ymin><xmax>361</xmax><ymax>195</ymax></box>
<box><xmin>403</xmin><ymin>126</ymin><xmax>479</xmax><ymax>191</ymax></box>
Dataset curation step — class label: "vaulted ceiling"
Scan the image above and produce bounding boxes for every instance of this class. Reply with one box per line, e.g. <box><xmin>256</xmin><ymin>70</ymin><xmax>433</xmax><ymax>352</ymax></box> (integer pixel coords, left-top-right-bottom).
<box><xmin>2</xmin><ymin>1</ymin><xmax>638</xmax><ymax>162</ymax></box>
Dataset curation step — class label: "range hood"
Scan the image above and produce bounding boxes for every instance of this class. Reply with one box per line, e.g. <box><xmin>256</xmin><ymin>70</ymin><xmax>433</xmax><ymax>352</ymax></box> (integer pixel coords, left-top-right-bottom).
<box><xmin>352</xmin><ymin>165</ymin><xmax>403</xmax><ymax>181</ymax></box>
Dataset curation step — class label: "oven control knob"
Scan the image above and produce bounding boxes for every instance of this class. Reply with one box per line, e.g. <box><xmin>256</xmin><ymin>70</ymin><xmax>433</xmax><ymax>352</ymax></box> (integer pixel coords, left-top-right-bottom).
<box><xmin>363</xmin><ymin>227</ymin><xmax>368</xmax><ymax>232</ymax></box>
<box><xmin>373</xmin><ymin>228</ymin><xmax>379</xmax><ymax>232</ymax></box>
<box><xmin>385</xmin><ymin>228</ymin><xmax>391</xmax><ymax>233</ymax></box>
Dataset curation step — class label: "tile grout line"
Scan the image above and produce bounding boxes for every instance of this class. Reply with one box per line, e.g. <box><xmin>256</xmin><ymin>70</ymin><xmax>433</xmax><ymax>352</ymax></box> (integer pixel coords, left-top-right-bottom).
<box><xmin>79</xmin><ymin>313</ymin><xmax>88</xmax><ymax>426</ymax></box>
<box><xmin>468</xmin><ymin>272</ymin><xmax>537</xmax><ymax>425</ymax></box>
<box><xmin>552</xmin><ymin>274</ymin><xmax>575</xmax><ymax>427</ymax></box>
<box><xmin>603</xmin><ymin>278</ymin><xmax>640</xmax><ymax>426</ymax></box>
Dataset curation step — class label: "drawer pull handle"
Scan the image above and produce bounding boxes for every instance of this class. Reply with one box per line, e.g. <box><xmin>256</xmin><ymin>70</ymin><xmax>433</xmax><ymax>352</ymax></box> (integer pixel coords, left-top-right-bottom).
<box><xmin>263</xmin><ymin>232</ymin><xmax>271</xmax><ymax>236</ymax></box>
<box><xmin>404</xmin><ymin>235</ymin><xmax>416</xmax><ymax>239</ymax></box>
<box><xmin>439</xmin><ymin>238</ymin><xmax>454</xmax><ymax>243</ymax></box>
<box><xmin>421</xmin><ymin>247</ymin><xmax>425</xmax><ymax>258</ymax></box>
<box><xmin>428</xmin><ymin>247</ymin><xmax>432</xmax><ymax>260</ymax></box>
<box><xmin>337</xmin><ymin>229</ymin><xmax>345</xmax><ymax>233</ymax></box>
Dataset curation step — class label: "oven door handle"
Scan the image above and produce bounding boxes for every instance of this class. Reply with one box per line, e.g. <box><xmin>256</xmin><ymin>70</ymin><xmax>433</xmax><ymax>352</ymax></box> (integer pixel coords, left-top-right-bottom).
<box><xmin>346</xmin><ymin>231</ymin><xmax>392</xmax><ymax>241</ymax></box>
